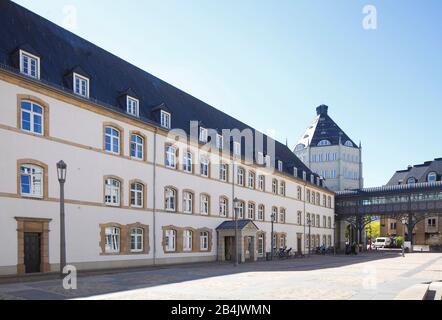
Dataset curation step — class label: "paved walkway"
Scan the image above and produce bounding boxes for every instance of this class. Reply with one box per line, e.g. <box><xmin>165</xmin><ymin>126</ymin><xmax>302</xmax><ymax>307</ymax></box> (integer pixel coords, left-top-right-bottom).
<box><xmin>0</xmin><ymin>252</ymin><xmax>440</xmax><ymax>300</ymax></box>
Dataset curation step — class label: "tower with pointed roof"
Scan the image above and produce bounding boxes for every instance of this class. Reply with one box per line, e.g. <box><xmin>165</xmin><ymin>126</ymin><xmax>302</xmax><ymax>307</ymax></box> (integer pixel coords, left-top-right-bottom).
<box><xmin>294</xmin><ymin>105</ymin><xmax>363</xmax><ymax>192</ymax></box>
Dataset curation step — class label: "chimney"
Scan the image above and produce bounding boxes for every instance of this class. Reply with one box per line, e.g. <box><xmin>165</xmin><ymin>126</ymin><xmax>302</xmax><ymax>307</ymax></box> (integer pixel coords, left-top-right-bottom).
<box><xmin>407</xmin><ymin>165</ymin><xmax>412</xmax><ymax>170</ymax></box>
<box><xmin>316</xmin><ymin>105</ymin><xmax>329</xmax><ymax>116</ymax></box>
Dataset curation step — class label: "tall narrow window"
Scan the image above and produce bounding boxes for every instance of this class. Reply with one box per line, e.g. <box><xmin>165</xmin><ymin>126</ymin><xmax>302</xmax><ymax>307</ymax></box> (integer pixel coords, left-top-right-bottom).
<box><xmin>183</xmin><ymin>151</ymin><xmax>193</xmax><ymax>173</ymax></box>
<box><xmin>237</xmin><ymin>167</ymin><xmax>245</xmax><ymax>186</ymax></box>
<box><xmin>279</xmin><ymin>208</ymin><xmax>286</xmax><ymax>224</ymax></box>
<box><xmin>258</xmin><ymin>234</ymin><xmax>264</xmax><ymax>257</ymax></box>
<box><xmin>248</xmin><ymin>172</ymin><xmax>255</xmax><ymax>189</ymax></box>
<box><xmin>258</xmin><ymin>175</ymin><xmax>265</xmax><ymax>191</ymax></box>
<box><xmin>200</xmin><ymin>231</ymin><xmax>209</xmax><ymax>251</ymax></box>
<box><xmin>258</xmin><ymin>205</ymin><xmax>265</xmax><ymax>221</ymax></box>
<box><xmin>200</xmin><ymin>194</ymin><xmax>210</xmax><ymax>215</ymax></box>
<box><xmin>265</xmin><ymin>155</ymin><xmax>271</xmax><ymax>167</ymax></box>
<box><xmin>183</xmin><ymin>191</ymin><xmax>193</xmax><ymax>214</ymax></box>
<box><xmin>279</xmin><ymin>181</ymin><xmax>286</xmax><ymax>196</ymax></box>
<box><xmin>233</xmin><ymin>141</ymin><xmax>241</xmax><ymax>156</ymax></box>
<box><xmin>257</xmin><ymin>152</ymin><xmax>264</xmax><ymax>165</ymax></box>
<box><xmin>219</xmin><ymin>197</ymin><xmax>228</xmax><ymax>217</ymax></box>
<box><xmin>323</xmin><ymin>216</ymin><xmax>326</xmax><ymax>228</ymax></box>
<box><xmin>73</xmin><ymin>73</ymin><xmax>89</xmax><ymax>98</ymax></box>
<box><xmin>165</xmin><ymin>229</ymin><xmax>176</xmax><ymax>252</ymax></box>
<box><xmin>272</xmin><ymin>179</ymin><xmax>278</xmax><ymax>194</ymax></box>
<box><xmin>183</xmin><ymin>230</ymin><xmax>193</xmax><ymax>251</ymax></box>
<box><xmin>20</xmin><ymin>50</ymin><xmax>40</xmax><ymax>79</ymax></box>
<box><xmin>297</xmin><ymin>211</ymin><xmax>302</xmax><ymax>225</ymax></box>
<box><xmin>323</xmin><ymin>194</ymin><xmax>327</xmax><ymax>207</ymax></box>
<box><xmin>219</xmin><ymin>162</ymin><xmax>228</xmax><ymax>182</ymax></box>
<box><xmin>297</xmin><ymin>186</ymin><xmax>302</xmax><ymax>200</ymax></box>
<box><xmin>105</xmin><ymin>178</ymin><xmax>121</xmax><ymax>206</ymax></box>
<box><xmin>20</xmin><ymin>164</ymin><xmax>43</xmax><ymax>198</ymax></box>
<box><xmin>200</xmin><ymin>155</ymin><xmax>209</xmax><ymax>177</ymax></box>
<box><xmin>278</xmin><ymin>161</ymin><xmax>283</xmax><ymax>172</ymax></box>
<box><xmin>165</xmin><ymin>145</ymin><xmax>177</xmax><ymax>169</ymax></box>
<box><xmin>105</xmin><ymin>127</ymin><xmax>120</xmax><ymax>154</ymax></box>
<box><xmin>165</xmin><ymin>187</ymin><xmax>177</xmax><ymax>211</ymax></box>
<box><xmin>130</xmin><ymin>182</ymin><xmax>144</xmax><ymax>208</ymax></box>
<box><xmin>328</xmin><ymin>196</ymin><xmax>332</xmax><ymax>208</ymax></box>
<box><xmin>237</xmin><ymin>201</ymin><xmax>245</xmax><ymax>219</ymax></box>
<box><xmin>21</xmin><ymin>101</ymin><xmax>44</xmax><ymax>135</ymax></box>
<box><xmin>105</xmin><ymin>227</ymin><xmax>120</xmax><ymax>253</ymax></box>
<box><xmin>130</xmin><ymin>228</ymin><xmax>143</xmax><ymax>252</ymax></box>
<box><xmin>247</xmin><ymin>202</ymin><xmax>255</xmax><ymax>220</ymax></box>
<box><xmin>160</xmin><ymin>110</ymin><xmax>171</xmax><ymax>129</ymax></box>
<box><xmin>272</xmin><ymin>207</ymin><xmax>278</xmax><ymax>222</ymax></box>
<box><xmin>216</xmin><ymin>134</ymin><xmax>224</xmax><ymax>150</ymax></box>
<box><xmin>328</xmin><ymin>217</ymin><xmax>332</xmax><ymax>228</ymax></box>
<box><xmin>199</xmin><ymin>127</ymin><xmax>208</xmax><ymax>143</ymax></box>
<box><xmin>130</xmin><ymin>134</ymin><xmax>144</xmax><ymax>160</ymax></box>
<box><xmin>126</xmin><ymin>96</ymin><xmax>139</xmax><ymax>117</ymax></box>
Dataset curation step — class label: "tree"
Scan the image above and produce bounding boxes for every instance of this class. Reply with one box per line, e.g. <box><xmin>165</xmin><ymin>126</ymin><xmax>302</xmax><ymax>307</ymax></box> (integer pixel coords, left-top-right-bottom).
<box><xmin>366</xmin><ymin>220</ymin><xmax>380</xmax><ymax>239</ymax></box>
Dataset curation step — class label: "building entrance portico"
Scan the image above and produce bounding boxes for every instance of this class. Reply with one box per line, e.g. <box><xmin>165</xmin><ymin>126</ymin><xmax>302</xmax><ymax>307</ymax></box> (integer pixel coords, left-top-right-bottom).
<box><xmin>216</xmin><ymin>220</ymin><xmax>259</xmax><ymax>263</ymax></box>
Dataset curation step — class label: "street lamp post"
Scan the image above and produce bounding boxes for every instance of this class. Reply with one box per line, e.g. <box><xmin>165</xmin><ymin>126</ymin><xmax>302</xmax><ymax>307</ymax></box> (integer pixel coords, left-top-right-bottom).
<box><xmin>271</xmin><ymin>212</ymin><xmax>275</xmax><ymax>260</ymax></box>
<box><xmin>233</xmin><ymin>197</ymin><xmax>239</xmax><ymax>267</ymax></box>
<box><xmin>56</xmin><ymin>160</ymin><xmax>67</xmax><ymax>276</ymax></box>
<box><xmin>401</xmin><ymin>217</ymin><xmax>406</xmax><ymax>258</ymax></box>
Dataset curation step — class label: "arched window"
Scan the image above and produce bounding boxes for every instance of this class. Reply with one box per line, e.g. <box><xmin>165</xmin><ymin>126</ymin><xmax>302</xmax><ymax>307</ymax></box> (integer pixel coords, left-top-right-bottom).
<box><xmin>165</xmin><ymin>229</ymin><xmax>176</xmax><ymax>252</ymax></box>
<box><xmin>183</xmin><ymin>230</ymin><xmax>193</xmax><ymax>251</ymax></box>
<box><xmin>344</xmin><ymin>140</ymin><xmax>353</xmax><ymax>147</ymax></box>
<box><xmin>219</xmin><ymin>197</ymin><xmax>229</xmax><ymax>217</ymax></box>
<box><xmin>200</xmin><ymin>231</ymin><xmax>209</xmax><ymax>251</ymax></box>
<box><xmin>407</xmin><ymin>177</ymin><xmax>416</xmax><ymax>184</ymax></box>
<box><xmin>272</xmin><ymin>207</ymin><xmax>278</xmax><ymax>222</ymax></box>
<box><xmin>165</xmin><ymin>187</ymin><xmax>177</xmax><ymax>211</ymax></box>
<box><xmin>105</xmin><ymin>126</ymin><xmax>121</xmax><ymax>154</ymax></box>
<box><xmin>130</xmin><ymin>228</ymin><xmax>143</xmax><ymax>252</ymax></box>
<box><xmin>317</xmin><ymin>140</ymin><xmax>331</xmax><ymax>146</ymax></box>
<box><xmin>20</xmin><ymin>164</ymin><xmax>44</xmax><ymax>198</ymax></box>
<box><xmin>272</xmin><ymin>179</ymin><xmax>278</xmax><ymax>194</ymax></box>
<box><xmin>200</xmin><ymin>194</ymin><xmax>210</xmax><ymax>215</ymax></box>
<box><xmin>258</xmin><ymin>205</ymin><xmax>265</xmax><ymax>221</ymax></box>
<box><xmin>200</xmin><ymin>155</ymin><xmax>209</xmax><ymax>177</ymax></box>
<box><xmin>279</xmin><ymin>208</ymin><xmax>286</xmax><ymax>224</ymax></box>
<box><xmin>279</xmin><ymin>181</ymin><xmax>286</xmax><ymax>196</ymax></box>
<box><xmin>183</xmin><ymin>191</ymin><xmax>194</xmax><ymax>214</ymax></box>
<box><xmin>219</xmin><ymin>162</ymin><xmax>228</xmax><ymax>182</ymax></box>
<box><xmin>247</xmin><ymin>202</ymin><xmax>255</xmax><ymax>219</ymax></box>
<box><xmin>183</xmin><ymin>151</ymin><xmax>193</xmax><ymax>173</ymax></box>
<box><xmin>248</xmin><ymin>171</ymin><xmax>256</xmax><ymax>189</ymax></box>
<box><xmin>130</xmin><ymin>134</ymin><xmax>144</xmax><ymax>160</ymax></box>
<box><xmin>236</xmin><ymin>201</ymin><xmax>245</xmax><ymax>219</ymax></box>
<box><xmin>427</xmin><ymin>172</ymin><xmax>437</xmax><ymax>182</ymax></box>
<box><xmin>130</xmin><ymin>182</ymin><xmax>144</xmax><ymax>208</ymax></box>
<box><xmin>105</xmin><ymin>227</ymin><xmax>120</xmax><ymax>253</ymax></box>
<box><xmin>258</xmin><ymin>175</ymin><xmax>265</xmax><ymax>191</ymax></box>
<box><xmin>165</xmin><ymin>144</ymin><xmax>177</xmax><ymax>169</ymax></box>
<box><xmin>104</xmin><ymin>178</ymin><xmax>121</xmax><ymax>206</ymax></box>
<box><xmin>21</xmin><ymin>100</ymin><xmax>44</xmax><ymax>135</ymax></box>
<box><xmin>237</xmin><ymin>167</ymin><xmax>245</xmax><ymax>186</ymax></box>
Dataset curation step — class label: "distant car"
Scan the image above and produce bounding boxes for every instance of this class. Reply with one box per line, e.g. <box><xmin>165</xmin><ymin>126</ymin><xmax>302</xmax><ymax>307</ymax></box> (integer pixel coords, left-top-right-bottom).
<box><xmin>373</xmin><ymin>237</ymin><xmax>392</xmax><ymax>249</ymax></box>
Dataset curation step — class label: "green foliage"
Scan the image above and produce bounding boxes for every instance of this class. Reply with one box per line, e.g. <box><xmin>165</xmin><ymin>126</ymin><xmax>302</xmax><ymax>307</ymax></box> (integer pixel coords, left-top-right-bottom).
<box><xmin>395</xmin><ymin>236</ymin><xmax>404</xmax><ymax>247</ymax></box>
<box><xmin>365</xmin><ymin>221</ymin><xmax>380</xmax><ymax>239</ymax></box>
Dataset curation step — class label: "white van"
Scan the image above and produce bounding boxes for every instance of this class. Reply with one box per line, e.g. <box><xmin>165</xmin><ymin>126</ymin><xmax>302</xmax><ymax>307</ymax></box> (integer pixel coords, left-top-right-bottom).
<box><xmin>373</xmin><ymin>237</ymin><xmax>392</xmax><ymax>249</ymax></box>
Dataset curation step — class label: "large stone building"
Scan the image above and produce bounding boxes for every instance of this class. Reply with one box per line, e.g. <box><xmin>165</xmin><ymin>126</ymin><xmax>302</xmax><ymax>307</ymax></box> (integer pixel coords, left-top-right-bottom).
<box><xmin>294</xmin><ymin>105</ymin><xmax>363</xmax><ymax>248</ymax></box>
<box><xmin>380</xmin><ymin>158</ymin><xmax>442</xmax><ymax>246</ymax></box>
<box><xmin>0</xmin><ymin>1</ymin><xmax>334</xmax><ymax>276</ymax></box>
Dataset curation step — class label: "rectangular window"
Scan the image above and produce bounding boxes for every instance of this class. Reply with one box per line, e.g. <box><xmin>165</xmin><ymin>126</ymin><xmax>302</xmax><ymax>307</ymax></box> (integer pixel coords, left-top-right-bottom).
<box><xmin>248</xmin><ymin>172</ymin><xmax>255</xmax><ymax>189</ymax></box>
<box><xmin>199</xmin><ymin>127</ymin><xmax>208</xmax><ymax>143</ymax></box>
<box><xmin>297</xmin><ymin>211</ymin><xmax>302</xmax><ymax>225</ymax></box>
<box><xmin>278</xmin><ymin>161</ymin><xmax>283</xmax><ymax>172</ymax></box>
<box><xmin>130</xmin><ymin>134</ymin><xmax>144</xmax><ymax>160</ymax></box>
<box><xmin>233</xmin><ymin>141</ymin><xmax>241</xmax><ymax>156</ymax></box>
<box><xmin>200</xmin><ymin>194</ymin><xmax>209</xmax><ymax>215</ymax></box>
<box><xmin>200</xmin><ymin>156</ymin><xmax>209</xmax><ymax>177</ymax></box>
<box><xmin>216</xmin><ymin>134</ymin><xmax>223</xmax><ymax>150</ymax></box>
<box><xmin>183</xmin><ymin>151</ymin><xmax>193</xmax><ymax>173</ymax></box>
<box><xmin>200</xmin><ymin>232</ymin><xmax>209</xmax><ymax>251</ymax></box>
<box><xmin>126</xmin><ymin>96</ymin><xmax>139</xmax><ymax>117</ymax></box>
<box><xmin>105</xmin><ymin>179</ymin><xmax>121</xmax><ymax>206</ymax></box>
<box><xmin>265</xmin><ymin>155</ymin><xmax>271</xmax><ymax>167</ymax></box>
<box><xmin>130</xmin><ymin>228</ymin><xmax>143</xmax><ymax>252</ymax></box>
<box><xmin>165</xmin><ymin>230</ymin><xmax>176</xmax><ymax>252</ymax></box>
<box><xmin>237</xmin><ymin>168</ymin><xmax>245</xmax><ymax>186</ymax></box>
<box><xmin>219</xmin><ymin>162</ymin><xmax>228</xmax><ymax>182</ymax></box>
<box><xmin>258</xmin><ymin>175</ymin><xmax>265</xmax><ymax>191</ymax></box>
<box><xmin>258</xmin><ymin>205</ymin><xmax>264</xmax><ymax>221</ymax></box>
<box><xmin>165</xmin><ymin>145</ymin><xmax>177</xmax><ymax>169</ymax></box>
<box><xmin>183</xmin><ymin>230</ymin><xmax>193</xmax><ymax>251</ymax></box>
<box><xmin>21</xmin><ymin>101</ymin><xmax>44</xmax><ymax>135</ymax></box>
<box><xmin>20</xmin><ymin>50</ymin><xmax>40</xmax><ymax>79</ymax></box>
<box><xmin>183</xmin><ymin>192</ymin><xmax>193</xmax><ymax>214</ymax></box>
<box><xmin>258</xmin><ymin>234</ymin><xmax>264</xmax><ymax>257</ymax></box>
<box><xmin>105</xmin><ymin>127</ymin><xmax>120</xmax><ymax>154</ymax></box>
<box><xmin>279</xmin><ymin>208</ymin><xmax>286</xmax><ymax>224</ymax></box>
<box><xmin>257</xmin><ymin>152</ymin><xmax>264</xmax><ymax>165</ymax></box>
<box><xmin>73</xmin><ymin>73</ymin><xmax>89</xmax><ymax>98</ymax></box>
<box><xmin>105</xmin><ymin>227</ymin><xmax>120</xmax><ymax>253</ymax></box>
<box><xmin>219</xmin><ymin>197</ymin><xmax>228</xmax><ymax>217</ymax></box>
<box><xmin>20</xmin><ymin>165</ymin><xmax>43</xmax><ymax>198</ymax></box>
<box><xmin>130</xmin><ymin>183</ymin><xmax>144</xmax><ymax>208</ymax></box>
<box><xmin>293</xmin><ymin>167</ymin><xmax>298</xmax><ymax>177</ymax></box>
<box><xmin>160</xmin><ymin>111</ymin><xmax>171</xmax><ymax>129</ymax></box>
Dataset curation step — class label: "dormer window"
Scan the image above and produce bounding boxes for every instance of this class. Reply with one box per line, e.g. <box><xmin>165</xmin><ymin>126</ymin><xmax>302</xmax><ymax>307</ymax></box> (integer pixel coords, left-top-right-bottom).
<box><xmin>126</xmin><ymin>96</ymin><xmax>139</xmax><ymax>117</ymax></box>
<box><xmin>310</xmin><ymin>175</ymin><xmax>314</xmax><ymax>184</ymax></box>
<box><xmin>160</xmin><ymin>110</ymin><xmax>171</xmax><ymax>129</ymax></box>
<box><xmin>294</xmin><ymin>144</ymin><xmax>305</xmax><ymax>152</ymax></box>
<box><xmin>344</xmin><ymin>140</ymin><xmax>353</xmax><ymax>147</ymax></box>
<box><xmin>317</xmin><ymin>140</ymin><xmax>331</xmax><ymax>146</ymax></box>
<box><xmin>216</xmin><ymin>134</ymin><xmax>223</xmax><ymax>150</ymax></box>
<box><xmin>265</xmin><ymin>155</ymin><xmax>271</xmax><ymax>167</ymax></box>
<box><xmin>303</xmin><ymin>171</ymin><xmax>307</xmax><ymax>181</ymax></box>
<box><xmin>407</xmin><ymin>177</ymin><xmax>416</xmax><ymax>184</ymax></box>
<box><xmin>278</xmin><ymin>161</ymin><xmax>283</xmax><ymax>172</ymax></box>
<box><xmin>73</xmin><ymin>73</ymin><xmax>89</xmax><ymax>98</ymax></box>
<box><xmin>257</xmin><ymin>152</ymin><xmax>264</xmax><ymax>165</ymax></box>
<box><xmin>233</xmin><ymin>141</ymin><xmax>241</xmax><ymax>156</ymax></box>
<box><xmin>19</xmin><ymin>50</ymin><xmax>40</xmax><ymax>79</ymax></box>
<box><xmin>427</xmin><ymin>172</ymin><xmax>437</xmax><ymax>182</ymax></box>
<box><xmin>199</xmin><ymin>127</ymin><xmax>208</xmax><ymax>143</ymax></box>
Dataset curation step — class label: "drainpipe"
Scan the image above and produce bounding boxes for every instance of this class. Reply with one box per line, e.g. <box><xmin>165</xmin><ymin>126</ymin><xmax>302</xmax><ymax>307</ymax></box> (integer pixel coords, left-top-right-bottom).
<box><xmin>152</xmin><ymin>129</ymin><xmax>158</xmax><ymax>265</ymax></box>
<box><xmin>303</xmin><ymin>183</ymin><xmax>306</xmax><ymax>255</ymax></box>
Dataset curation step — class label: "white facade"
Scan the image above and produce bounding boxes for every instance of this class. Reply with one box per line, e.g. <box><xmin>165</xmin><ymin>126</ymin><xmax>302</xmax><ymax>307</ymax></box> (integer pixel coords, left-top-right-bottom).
<box><xmin>0</xmin><ymin>71</ymin><xmax>335</xmax><ymax>276</ymax></box>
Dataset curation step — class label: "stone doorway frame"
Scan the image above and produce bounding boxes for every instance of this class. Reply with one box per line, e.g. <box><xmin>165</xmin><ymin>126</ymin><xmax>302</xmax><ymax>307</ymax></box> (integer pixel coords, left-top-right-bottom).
<box><xmin>15</xmin><ymin>217</ymin><xmax>52</xmax><ymax>274</ymax></box>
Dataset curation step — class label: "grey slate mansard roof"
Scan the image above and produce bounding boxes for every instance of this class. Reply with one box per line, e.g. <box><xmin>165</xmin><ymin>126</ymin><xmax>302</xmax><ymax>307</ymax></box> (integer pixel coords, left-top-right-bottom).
<box><xmin>387</xmin><ymin>158</ymin><xmax>442</xmax><ymax>185</ymax></box>
<box><xmin>0</xmin><ymin>0</ymin><xmax>322</xmax><ymax>184</ymax></box>
<box><xmin>295</xmin><ymin>105</ymin><xmax>359</xmax><ymax>150</ymax></box>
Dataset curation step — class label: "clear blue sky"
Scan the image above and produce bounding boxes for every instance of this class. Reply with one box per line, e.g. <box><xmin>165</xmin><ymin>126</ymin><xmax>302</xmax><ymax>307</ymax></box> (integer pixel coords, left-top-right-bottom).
<box><xmin>13</xmin><ymin>0</ymin><xmax>442</xmax><ymax>187</ymax></box>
